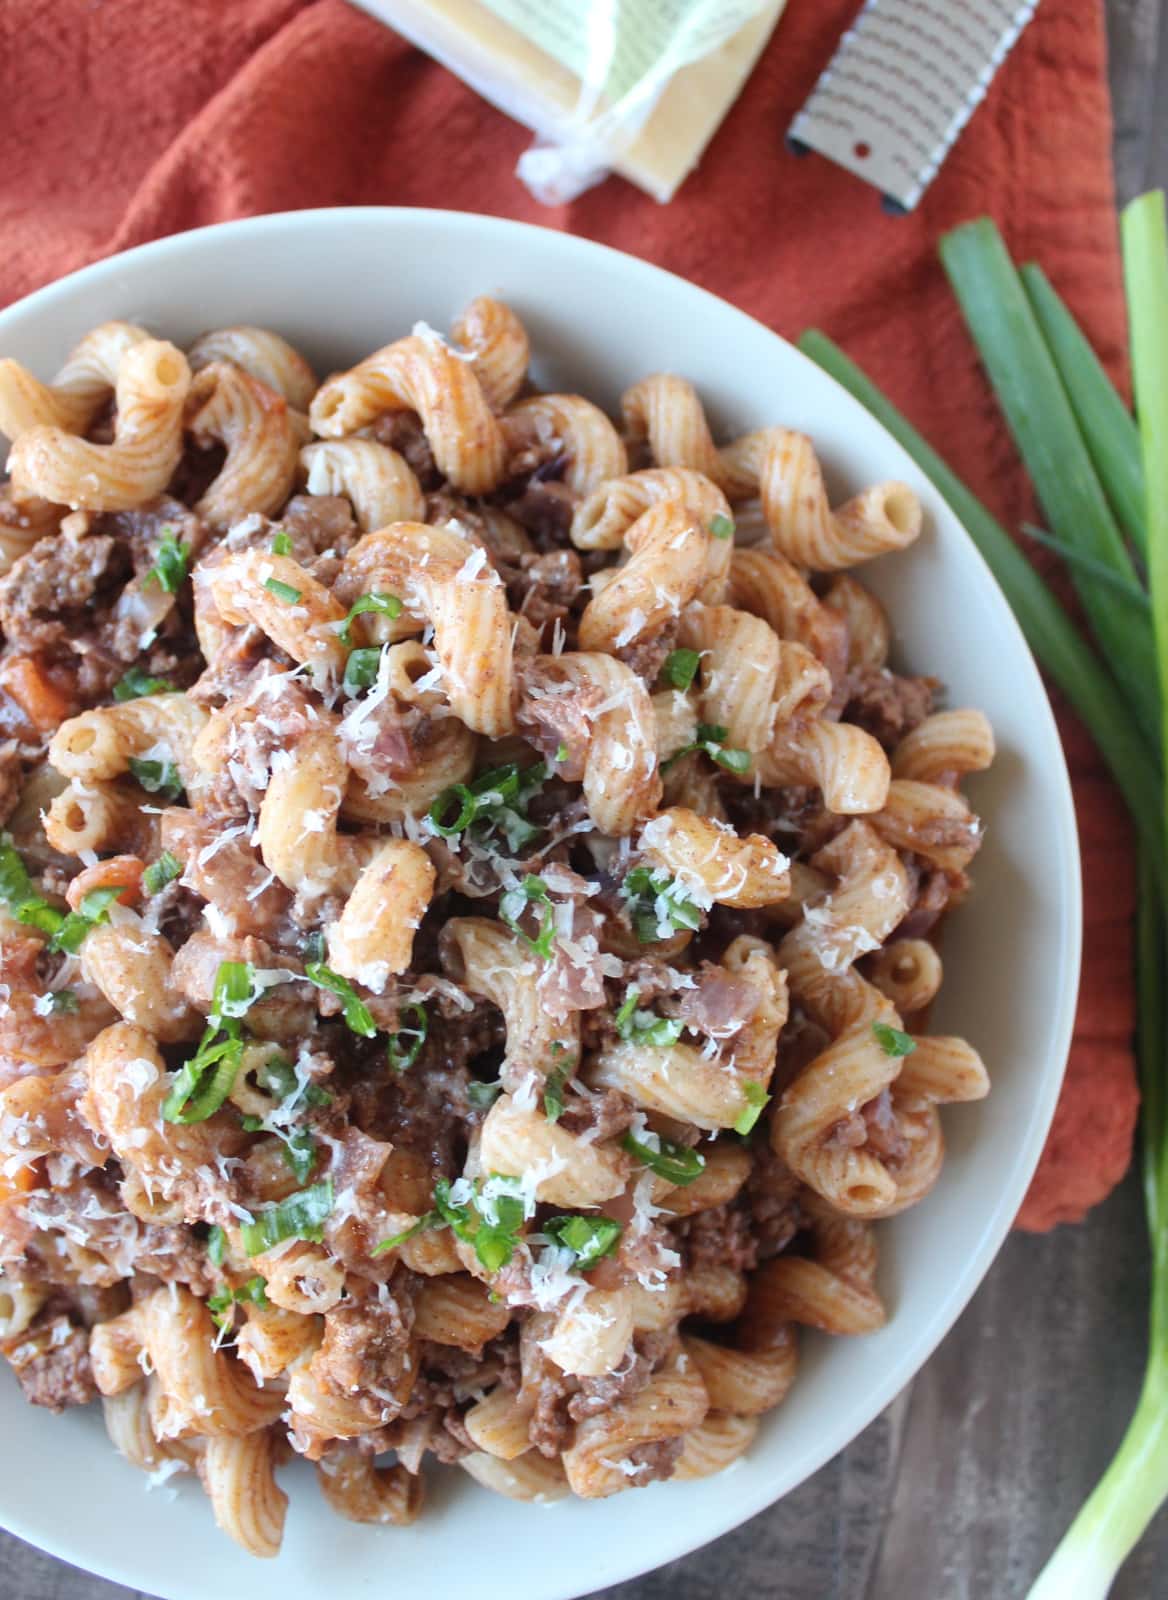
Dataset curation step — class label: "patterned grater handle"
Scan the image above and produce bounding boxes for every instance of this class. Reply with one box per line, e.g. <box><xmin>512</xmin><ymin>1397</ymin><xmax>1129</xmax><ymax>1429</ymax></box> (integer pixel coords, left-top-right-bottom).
<box><xmin>788</xmin><ymin>0</ymin><xmax>1039</xmax><ymax>212</ymax></box>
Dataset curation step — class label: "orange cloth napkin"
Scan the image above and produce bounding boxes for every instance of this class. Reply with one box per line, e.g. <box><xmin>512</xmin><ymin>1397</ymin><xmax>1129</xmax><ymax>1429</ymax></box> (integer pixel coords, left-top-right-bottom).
<box><xmin>0</xmin><ymin>0</ymin><xmax>1136</xmax><ymax>1229</ymax></box>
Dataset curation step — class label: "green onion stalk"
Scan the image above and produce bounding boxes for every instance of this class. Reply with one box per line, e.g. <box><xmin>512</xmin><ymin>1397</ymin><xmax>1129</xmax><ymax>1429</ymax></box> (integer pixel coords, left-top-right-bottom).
<box><xmin>798</xmin><ymin>190</ymin><xmax>1168</xmax><ymax>1594</ymax></box>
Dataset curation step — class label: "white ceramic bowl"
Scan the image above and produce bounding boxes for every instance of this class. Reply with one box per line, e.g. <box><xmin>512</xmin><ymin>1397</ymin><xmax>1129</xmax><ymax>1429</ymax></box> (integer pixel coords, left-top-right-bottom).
<box><xmin>0</xmin><ymin>209</ymin><xmax>1080</xmax><ymax>1600</ymax></box>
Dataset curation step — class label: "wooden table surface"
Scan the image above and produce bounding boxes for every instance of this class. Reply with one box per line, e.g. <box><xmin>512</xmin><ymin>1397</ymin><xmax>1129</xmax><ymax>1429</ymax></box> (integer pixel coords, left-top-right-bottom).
<box><xmin>4</xmin><ymin>4</ymin><xmax>1168</xmax><ymax>1597</ymax></box>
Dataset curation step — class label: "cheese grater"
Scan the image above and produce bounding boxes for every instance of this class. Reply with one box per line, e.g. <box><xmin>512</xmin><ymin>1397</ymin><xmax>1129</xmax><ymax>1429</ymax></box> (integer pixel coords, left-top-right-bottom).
<box><xmin>788</xmin><ymin>0</ymin><xmax>1040</xmax><ymax>212</ymax></box>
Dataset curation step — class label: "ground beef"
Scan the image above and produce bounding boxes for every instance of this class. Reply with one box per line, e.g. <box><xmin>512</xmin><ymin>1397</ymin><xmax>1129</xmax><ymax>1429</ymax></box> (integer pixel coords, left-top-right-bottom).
<box><xmin>189</xmin><ymin>624</ymin><xmax>274</xmax><ymax>704</ymax></box>
<box><xmin>895</xmin><ymin>859</ymin><xmax>963</xmax><ymax>939</ymax></box>
<box><xmin>101</xmin><ymin>496</ymin><xmax>208</xmax><ymax>575</ymax></box>
<box><xmin>0</xmin><ymin>524</ymin><xmax>124</xmax><ymax>654</ymax></box>
<box><xmin>345</xmin><ymin>1008</ymin><xmax>480</xmax><ymax>1174</ymax></box>
<box><xmin>624</xmin><ymin>1436</ymin><xmax>685</xmax><ymax>1485</ymax></box>
<box><xmin>516</xmin><ymin>660</ymin><xmax>603</xmax><ymax>776</ymax></box>
<box><xmin>127</xmin><ymin>1221</ymin><xmax>221</xmax><ymax>1294</ymax></box>
<box><xmin>677</xmin><ymin>1202</ymin><xmax>758</xmax><ymax>1275</ymax></box>
<box><xmin>843</xmin><ymin>666</ymin><xmax>938</xmax><ymax>750</ymax></box>
<box><xmin>566</xmin><ymin>1329</ymin><xmax>671</xmax><ymax>1423</ymax></box>
<box><xmin>529</xmin><ymin>1371</ymin><xmax>575</xmax><ymax>1457</ymax></box>
<box><xmin>280</xmin><ymin>493</ymin><xmax>358</xmax><ymax>558</ymax></box>
<box><xmin>862</xmin><ymin>1088</ymin><xmax>910</xmax><ymax>1163</ymax></box>
<box><xmin>370</xmin><ymin>412</ymin><xmax>441</xmax><ymax>488</ymax></box>
<box><xmin>3</xmin><ymin>1314</ymin><xmax>96</xmax><ymax>1411</ymax></box>
<box><xmin>0</xmin><ymin>739</ymin><xmax>24</xmax><ymax>824</ymax></box>
<box><xmin>617</xmin><ymin>623</ymin><xmax>676</xmax><ymax>687</ymax></box>
<box><xmin>160</xmin><ymin>808</ymin><xmax>296</xmax><ymax>942</ymax></box>
<box><xmin>314</xmin><ymin>1287</ymin><xmax>416</xmax><ymax>1418</ymax></box>
<box><xmin>559</xmin><ymin>1087</ymin><xmax>637</xmax><ymax>1143</ymax></box>
<box><xmin>511</xmin><ymin>548</ymin><xmax>582</xmax><ymax>634</ymax></box>
<box><xmin>503</xmin><ymin>480</ymin><xmax>577</xmax><ymax>544</ymax></box>
<box><xmin>745</xmin><ymin>1146</ymin><xmax>803</xmax><ymax>1262</ymax></box>
<box><xmin>537</xmin><ymin>892</ymin><xmax>612</xmax><ymax>1020</ymax></box>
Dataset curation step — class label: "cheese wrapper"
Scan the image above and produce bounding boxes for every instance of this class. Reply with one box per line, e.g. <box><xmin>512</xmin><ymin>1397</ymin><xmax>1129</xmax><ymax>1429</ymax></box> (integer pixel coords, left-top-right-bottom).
<box><xmin>353</xmin><ymin>0</ymin><xmax>788</xmax><ymax>203</ymax></box>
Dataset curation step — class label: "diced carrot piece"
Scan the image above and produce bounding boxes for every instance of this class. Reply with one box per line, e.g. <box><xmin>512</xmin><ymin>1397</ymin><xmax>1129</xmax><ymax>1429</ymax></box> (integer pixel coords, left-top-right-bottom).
<box><xmin>65</xmin><ymin>855</ymin><xmax>144</xmax><ymax>910</ymax></box>
<box><xmin>0</xmin><ymin>655</ymin><xmax>74</xmax><ymax>732</ymax></box>
<box><xmin>0</xmin><ymin>1159</ymin><xmax>43</xmax><ymax>1199</ymax></box>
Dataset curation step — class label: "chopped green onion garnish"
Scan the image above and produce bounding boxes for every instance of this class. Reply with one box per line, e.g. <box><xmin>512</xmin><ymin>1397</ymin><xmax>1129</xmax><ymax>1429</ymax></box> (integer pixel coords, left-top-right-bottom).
<box><xmin>661</xmin><ymin>648</ymin><xmax>701</xmax><ymax>692</ymax></box>
<box><xmin>162</xmin><ymin>1030</ymin><xmax>243</xmax><ymax>1123</ymax></box>
<box><xmin>615</xmin><ymin>985</ymin><xmax>684</xmax><ymax>1048</ymax></box>
<box><xmin>467</xmin><ymin>1080</ymin><xmax>503</xmax><ymax>1111</ymax></box>
<box><xmin>143</xmin><ymin>851</ymin><xmax>183</xmax><ymax>896</ymax></box>
<box><xmin>543</xmin><ymin>1052</ymin><xmax>572</xmax><ymax>1123</ymax></box>
<box><xmin>709</xmin><ymin>514</ymin><xmax>735</xmax><ymax>540</ymax></box>
<box><xmin>733</xmin><ymin>1080</ymin><xmax>771</xmax><ymax>1135</ymax></box>
<box><xmin>543</xmin><ymin>1214</ymin><xmax>622</xmax><ymax>1269</ymax></box>
<box><xmin>48</xmin><ymin>989</ymin><xmax>78</xmax><ymax>1013</ymax></box>
<box><xmin>49</xmin><ymin>886</ymin><xmax>124</xmax><ymax>955</ymax></box>
<box><xmin>428</xmin><ymin>784</ymin><xmax>477</xmax><ymax>837</ymax></box>
<box><xmin>433</xmin><ymin>1175</ymin><xmax>527</xmax><ymax>1273</ymax></box>
<box><xmin>113</xmin><ymin>667</ymin><xmax>174</xmax><ymax>702</ymax></box>
<box><xmin>872</xmin><ymin>1021</ymin><xmax>916</xmax><ymax>1059</ymax></box>
<box><xmin>343</xmin><ymin>646</ymin><xmax>383</xmax><ymax>692</ymax></box>
<box><xmin>208</xmin><ymin>1275</ymin><xmax>269</xmax><ymax>1330</ymax></box>
<box><xmin>662</xmin><ymin>723</ymin><xmax>750</xmax><ymax>774</ymax></box>
<box><xmin>499</xmin><ymin>874</ymin><xmax>556</xmax><ymax>959</ymax></box>
<box><xmin>622</xmin><ymin>866</ymin><xmax>701</xmax><ymax>943</ymax></box>
<box><xmin>213</xmin><ymin>961</ymin><xmax>252</xmax><ymax>1018</ymax></box>
<box><xmin>304</xmin><ymin>962</ymin><xmax>377</xmax><ymax>1037</ymax></box>
<box><xmin>147</xmin><ymin>530</ymin><xmax>189</xmax><ymax>595</ymax></box>
<box><xmin>371</xmin><ymin>1212</ymin><xmax>440</xmax><ymax>1257</ymax></box>
<box><xmin>127</xmin><ymin>757</ymin><xmax>183</xmax><ymax>799</ymax></box>
<box><xmin>0</xmin><ymin>835</ymin><xmax>33</xmax><ymax>907</ymax></box>
<box><xmin>263</xmin><ymin>577</ymin><xmax>302</xmax><ymax>604</ymax></box>
<box><xmin>622</xmin><ymin>1130</ymin><xmax>705</xmax><ymax>1186</ymax></box>
<box><xmin>280</xmin><ymin>1127</ymin><xmax>318</xmax><ymax>1184</ymax></box>
<box><xmin>206</xmin><ymin>1225</ymin><xmax>226</xmax><ymax>1267</ymax></box>
<box><xmin>270</xmin><ymin>530</ymin><xmax>292</xmax><ymax>556</ymax></box>
<box><xmin>388</xmin><ymin>1002</ymin><xmax>428</xmax><ymax>1072</ymax></box>
<box><xmin>339</xmin><ymin>591</ymin><xmax>404</xmax><ymax>647</ymax></box>
<box><xmin>302</xmin><ymin>931</ymin><xmax>326</xmax><ymax>964</ymax></box>
<box><xmin>240</xmin><ymin>1180</ymin><xmax>334</xmax><ymax>1256</ymax></box>
<box><xmin>555</xmin><ymin>741</ymin><xmax>569</xmax><ymax>763</ymax></box>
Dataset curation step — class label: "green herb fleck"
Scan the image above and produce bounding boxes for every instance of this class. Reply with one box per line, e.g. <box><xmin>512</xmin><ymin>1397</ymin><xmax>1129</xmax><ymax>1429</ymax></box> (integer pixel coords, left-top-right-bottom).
<box><xmin>339</xmin><ymin>591</ymin><xmax>404</xmax><ymax>647</ymax></box>
<box><xmin>148</xmin><ymin>530</ymin><xmax>190</xmax><ymax>594</ymax></box>
<box><xmin>543</xmin><ymin>1214</ymin><xmax>622</xmax><ymax>1270</ymax></box>
<box><xmin>240</xmin><ymin>1180</ymin><xmax>334</xmax><ymax>1256</ymax></box>
<box><xmin>113</xmin><ymin>667</ymin><xmax>174</xmax><ymax>702</ymax></box>
<box><xmin>305</xmin><ymin>962</ymin><xmax>377</xmax><ymax>1037</ymax></box>
<box><xmin>263</xmin><ymin>577</ymin><xmax>302</xmax><ymax>604</ymax></box>
<box><xmin>371</xmin><ymin>1212</ymin><xmax>441</xmax><ymax>1257</ymax></box>
<box><xmin>872</xmin><ymin>1021</ymin><xmax>917</xmax><ymax>1059</ymax></box>
<box><xmin>733</xmin><ymin>1080</ymin><xmax>771</xmax><ymax>1136</ymax></box>
<box><xmin>499</xmin><ymin>874</ymin><xmax>556</xmax><ymax>960</ymax></box>
<box><xmin>388</xmin><ymin>1003</ymin><xmax>428</xmax><ymax>1072</ymax></box>
<box><xmin>143</xmin><ymin>851</ymin><xmax>183</xmax><ymax>896</ymax></box>
<box><xmin>127</xmin><ymin>757</ymin><xmax>184</xmax><ymax>799</ymax></box>
<box><xmin>661</xmin><ymin>648</ymin><xmax>701</xmax><ymax>692</ymax></box>
<box><xmin>622</xmin><ymin>1130</ymin><xmax>706</xmax><ymax>1186</ymax></box>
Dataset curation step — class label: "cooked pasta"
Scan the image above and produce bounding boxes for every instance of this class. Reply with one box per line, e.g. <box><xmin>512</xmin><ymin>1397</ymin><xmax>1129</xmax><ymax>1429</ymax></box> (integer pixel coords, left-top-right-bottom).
<box><xmin>0</xmin><ymin>297</ymin><xmax>990</xmax><ymax>1555</ymax></box>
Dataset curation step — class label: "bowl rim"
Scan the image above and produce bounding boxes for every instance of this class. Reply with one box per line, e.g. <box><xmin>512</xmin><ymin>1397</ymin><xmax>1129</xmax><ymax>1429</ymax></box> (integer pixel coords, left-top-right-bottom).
<box><xmin>0</xmin><ymin>205</ymin><xmax>1083</xmax><ymax>1599</ymax></box>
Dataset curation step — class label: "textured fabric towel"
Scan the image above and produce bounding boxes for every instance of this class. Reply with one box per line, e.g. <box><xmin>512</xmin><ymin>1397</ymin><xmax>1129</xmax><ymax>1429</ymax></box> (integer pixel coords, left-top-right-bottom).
<box><xmin>0</xmin><ymin>0</ymin><xmax>1135</xmax><ymax>1229</ymax></box>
